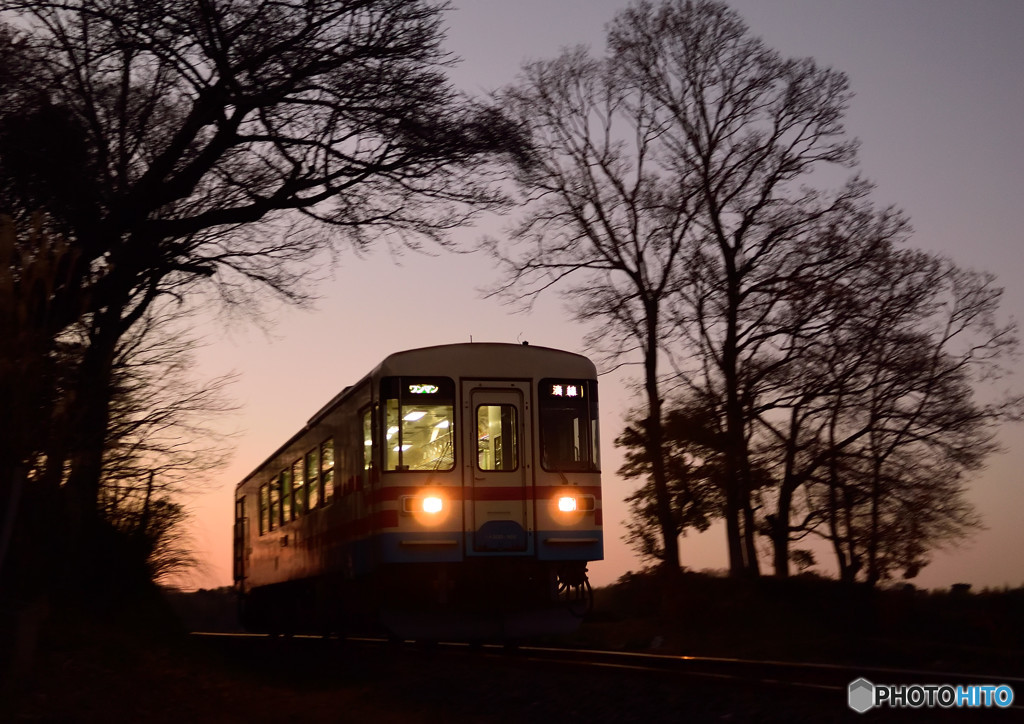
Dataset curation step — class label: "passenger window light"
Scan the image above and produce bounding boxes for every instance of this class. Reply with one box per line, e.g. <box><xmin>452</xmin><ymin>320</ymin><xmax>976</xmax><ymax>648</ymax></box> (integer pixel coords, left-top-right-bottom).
<box><xmin>557</xmin><ymin>496</ymin><xmax>578</xmax><ymax>513</ymax></box>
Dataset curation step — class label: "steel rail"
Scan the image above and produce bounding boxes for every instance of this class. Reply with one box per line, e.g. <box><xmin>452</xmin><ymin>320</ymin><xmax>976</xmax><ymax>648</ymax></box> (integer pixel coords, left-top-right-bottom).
<box><xmin>192</xmin><ymin>630</ymin><xmax>1024</xmax><ymax>705</ymax></box>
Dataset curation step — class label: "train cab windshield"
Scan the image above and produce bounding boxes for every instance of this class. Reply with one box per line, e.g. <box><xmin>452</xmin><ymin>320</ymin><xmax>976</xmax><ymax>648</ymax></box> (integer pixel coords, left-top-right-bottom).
<box><xmin>382</xmin><ymin>377</ymin><xmax>455</xmax><ymax>471</ymax></box>
<box><xmin>539</xmin><ymin>379</ymin><xmax>600</xmax><ymax>472</ymax></box>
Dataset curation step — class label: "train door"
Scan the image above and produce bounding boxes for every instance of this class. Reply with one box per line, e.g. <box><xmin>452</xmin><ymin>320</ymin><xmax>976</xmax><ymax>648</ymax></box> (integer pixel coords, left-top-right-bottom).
<box><xmin>462</xmin><ymin>381</ymin><xmax>533</xmax><ymax>554</ymax></box>
<box><xmin>233</xmin><ymin>496</ymin><xmax>248</xmax><ymax>584</ymax></box>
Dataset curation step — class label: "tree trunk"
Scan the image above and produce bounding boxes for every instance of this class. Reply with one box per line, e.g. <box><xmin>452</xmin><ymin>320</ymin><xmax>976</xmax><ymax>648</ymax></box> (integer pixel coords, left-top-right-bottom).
<box><xmin>723</xmin><ymin>485</ymin><xmax>745</xmax><ymax>576</ymax></box>
<box><xmin>642</xmin><ymin>302</ymin><xmax>680</xmax><ymax>577</ymax></box>
<box><xmin>722</xmin><ymin>270</ymin><xmax>755</xmax><ymax>577</ymax></box>
<box><xmin>64</xmin><ymin>326</ymin><xmax>118</xmax><ymax>521</ymax></box>
<box><xmin>772</xmin><ymin>410</ymin><xmax>804</xmax><ymax>577</ymax></box>
<box><xmin>59</xmin><ymin>305</ymin><xmax>123</xmax><ymax>593</ymax></box>
<box><xmin>772</xmin><ymin>483</ymin><xmax>794</xmax><ymax>577</ymax></box>
<box><xmin>741</xmin><ymin>495</ymin><xmax>760</xmax><ymax>575</ymax></box>
<box><xmin>866</xmin><ymin>455</ymin><xmax>883</xmax><ymax>586</ymax></box>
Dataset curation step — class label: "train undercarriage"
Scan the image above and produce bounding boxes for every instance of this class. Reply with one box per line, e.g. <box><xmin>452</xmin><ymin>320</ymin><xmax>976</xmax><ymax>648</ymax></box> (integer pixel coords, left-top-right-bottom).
<box><xmin>239</xmin><ymin>559</ymin><xmax>592</xmax><ymax>642</ymax></box>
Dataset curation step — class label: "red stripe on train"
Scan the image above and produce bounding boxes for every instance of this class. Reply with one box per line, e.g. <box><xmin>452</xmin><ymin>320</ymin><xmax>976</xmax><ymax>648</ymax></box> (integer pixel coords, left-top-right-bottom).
<box><xmin>368</xmin><ymin>485</ymin><xmax>602</xmax><ymax>504</ymax></box>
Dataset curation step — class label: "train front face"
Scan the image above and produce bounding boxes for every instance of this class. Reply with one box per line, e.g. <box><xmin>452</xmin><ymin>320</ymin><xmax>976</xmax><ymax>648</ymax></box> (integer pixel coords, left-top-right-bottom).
<box><xmin>371</xmin><ymin>345</ymin><xmax>603</xmax><ymax>621</ymax></box>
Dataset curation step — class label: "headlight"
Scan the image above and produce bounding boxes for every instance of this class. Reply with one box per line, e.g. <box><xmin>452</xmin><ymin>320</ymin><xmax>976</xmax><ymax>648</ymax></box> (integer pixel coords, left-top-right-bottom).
<box><xmin>402</xmin><ymin>494</ymin><xmax>446</xmax><ymax>515</ymax></box>
<box><xmin>557</xmin><ymin>496</ymin><xmax>578</xmax><ymax>512</ymax></box>
<box><xmin>555</xmin><ymin>494</ymin><xmax>596</xmax><ymax>513</ymax></box>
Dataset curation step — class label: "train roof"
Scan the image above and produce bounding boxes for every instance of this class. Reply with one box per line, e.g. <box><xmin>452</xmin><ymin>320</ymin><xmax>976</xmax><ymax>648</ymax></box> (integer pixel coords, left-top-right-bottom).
<box><xmin>235</xmin><ymin>342</ymin><xmax>595</xmax><ymax>491</ymax></box>
<box><xmin>306</xmin><ymin>342</ymin><xmax>594</xmax><ymax>425</ymax></box>
<box><xmin>374</xmin><ymin>341</ymin><xmax>594</xmax><ymax>377</ymax></box>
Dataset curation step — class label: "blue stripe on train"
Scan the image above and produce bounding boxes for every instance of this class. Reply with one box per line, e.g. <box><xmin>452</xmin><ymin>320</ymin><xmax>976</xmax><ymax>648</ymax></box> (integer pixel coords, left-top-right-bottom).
<box><xmin>363</xmin><ymin>530</ymin><xmax>602</xmax><ymax>564</ymax></box>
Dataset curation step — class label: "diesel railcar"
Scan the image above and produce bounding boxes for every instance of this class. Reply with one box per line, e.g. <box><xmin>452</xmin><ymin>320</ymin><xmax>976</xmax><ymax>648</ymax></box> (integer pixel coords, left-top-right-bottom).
<box><xmin>232</xmin><ymin>342</ymin><xmax>603</xmax><ymax>639</ymax></box>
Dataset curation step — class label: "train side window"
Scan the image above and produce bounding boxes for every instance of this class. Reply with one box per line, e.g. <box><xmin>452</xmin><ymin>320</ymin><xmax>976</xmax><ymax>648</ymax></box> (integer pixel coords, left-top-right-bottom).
<box><xmin>538</xmin><ymin>379</ymin><xmax>600</xmax><ymax>472</ymax></box>
<box><xmin>381</xmin><ymin>377</ymin><xmax>455</xmax><ymax>471</ymax></box>
<box><xmin>361</xmin><ymin>408</ymin><xmax>375</xmax><ymax>490</ymax></box>
<box><xmin>281</xmin><ymin>467</ymin><xmax>293</xmax><ymax>524</ymax></box>
<box><xmin>306</xmin><ymin>447</ymin><xmax>320</xmax><ymax>510</ymax></box>
<box><xmin>258</xmin><ymin>484</ymin><xmax>269</xmax><ymax>535</ymax></box>
<box><xmin>268</xmin><ymin>477</ymin><xmax>280</xmax><ymax>531</ymax></box>
<box><xmin>477</xmin><ymin>404</ymin><xmax>519</xmax><ymax>471</ymax></box>
<box><xmin>233</xmin><ymin>498</ymin><xmax>246</xmax><ymax>581</ymax></box>
<box><xmin>292</xmin><ymin>459</ymin><xmax>306</xmax><ymax>517</ymax></box>
<box><xmin>321</xmin><ymin>438</ymin><xmax>335</xmax><ymax>504</ymax></box>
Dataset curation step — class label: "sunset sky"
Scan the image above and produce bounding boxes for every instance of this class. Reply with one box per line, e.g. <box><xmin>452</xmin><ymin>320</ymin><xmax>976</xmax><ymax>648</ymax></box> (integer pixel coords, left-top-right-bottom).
<box><xmin>187</xmin><ymin>0</ymin><xmax>1024</xmax><ymax>591</ymax></box>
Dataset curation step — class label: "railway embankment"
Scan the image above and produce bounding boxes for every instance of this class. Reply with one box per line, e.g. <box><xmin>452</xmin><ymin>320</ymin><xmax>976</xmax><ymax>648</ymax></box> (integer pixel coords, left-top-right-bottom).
<box><xmin>5</xmin><ymin>572</ymin><xmax>1022</xmax><ymax>721</ymax></box>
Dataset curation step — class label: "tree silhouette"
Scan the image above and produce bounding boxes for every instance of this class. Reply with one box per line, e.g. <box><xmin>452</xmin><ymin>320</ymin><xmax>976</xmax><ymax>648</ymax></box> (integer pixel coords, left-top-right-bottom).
<box><xmin>494</xmin><ymin>0</ymin><xmax>865</xmax><ymax>576</ymax></box>
<box><xmin>492</xmin><ymin>0</ymin><xmax>1019</xmax><ymax>582</ymax></box>
<box><xmin>0</xmin><ymin>0</ymin><xmax>519</xmax><ymax>601</ymax></box>
<box><xmin>609</xmin><ymin>0</ymin><xmax>866</xmax><ymax>576</ymax></box>
<box><xmin>617</xmin><ymin>398</ymin><xmax>725</xmax><ymax>565</ymax></box>
<box><xmin>808</xmin><ymin>258</ymin><xmax>1015</xmax><ymax>583</ymax></box>
<box><xmin>491</xmin><ymin>46</ymin><xmax>696</xmax><ymax>575</ymax></box>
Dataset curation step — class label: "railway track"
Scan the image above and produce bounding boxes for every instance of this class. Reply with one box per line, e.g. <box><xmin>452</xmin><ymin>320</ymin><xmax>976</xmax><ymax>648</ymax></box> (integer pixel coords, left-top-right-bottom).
<box><xmin>192</xmin><ymin>632</ymin><xmax>1024</xmax><ymax>718</ymax></box>
<box><xmin>500</xmin><ymin>643</ymin><xmax>1024</xmax><ymax>691</ymax></box>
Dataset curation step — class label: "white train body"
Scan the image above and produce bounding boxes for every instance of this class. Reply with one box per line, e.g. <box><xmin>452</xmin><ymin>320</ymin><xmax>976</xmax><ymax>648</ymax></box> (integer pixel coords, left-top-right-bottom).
<box><xmin>233</xmin><ymin>343</ymin><xmax>602</xmax><ymax>637</ymax></box>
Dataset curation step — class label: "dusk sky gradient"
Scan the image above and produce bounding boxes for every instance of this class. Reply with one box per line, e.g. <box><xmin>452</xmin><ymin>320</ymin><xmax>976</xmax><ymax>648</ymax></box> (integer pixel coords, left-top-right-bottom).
<box><xmin>187</xmin><ymin>0</ymin><xmax>1024</xmax><ymax>591</ymax></box>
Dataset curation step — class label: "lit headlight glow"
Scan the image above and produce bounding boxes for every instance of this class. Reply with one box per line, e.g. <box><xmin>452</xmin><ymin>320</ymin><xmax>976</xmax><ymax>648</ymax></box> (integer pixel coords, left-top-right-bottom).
<box><xmin>557</xmin><ymin>496</ymin><xmax>578</xmax><ymax>513</ymax></box>
<box><xmin>401</xmin><ymin>493</ymin><xmax>447</xmax><ymax>517</ymax></box>
<box><xmin>554</xmin><ymin>493</ymin><xmax>595</xmax><ymax>515</ymax></box>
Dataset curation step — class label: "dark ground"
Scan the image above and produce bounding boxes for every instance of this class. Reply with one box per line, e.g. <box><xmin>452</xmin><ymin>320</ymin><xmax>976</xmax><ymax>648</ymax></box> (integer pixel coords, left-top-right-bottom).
<box><xmin>4</xmin><ymin>573</ymin><xmax>1023</xmax><ymax>722</ymax></box>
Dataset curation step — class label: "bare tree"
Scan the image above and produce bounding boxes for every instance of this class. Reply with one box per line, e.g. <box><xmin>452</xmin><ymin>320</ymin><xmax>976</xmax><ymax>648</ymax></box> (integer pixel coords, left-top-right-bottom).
<box><xmin>98</xmin><ymin>307</ymin><xmax>236</xmax><ymax>499</ymax></box>
<box><xmin>494</xmin><ymin>0</ymin><xmax>865</xmax><ymax>577</ymax></box>
<box><xmin>609</xmin><ymin>0</ymin><xmax>864</xmax><ymax>576</ymax></box>
<box><xmin>490</xmin><ymin>47</ymin><xmax>697</xmax><ymax>576</ymax></box>
<box><xmin>2</xmin><ymin>294</ymin><xmax>235</xmax><ymax>595</ymax></box>
<box><xmin>815</xmin><ymin>259</ymin><xmax>1016</xmax><ymax>583</ymax></box>
<box><xmin>747</xmin><ymin>203</ymin><xmax>914</xmax><ymax>576</ymax></box>
<box><xmin>745</xmin><ymin>228</ymin><xmax>1018</xmax><ymax>581</ymax></box>
<box><xmin>103</xmin><ymin>471</ymin><xmax>199</xmax><ymax>587</ymax></box>
<box><xmin>0</xmin><ymin>0</ymin><xmax>519</xmax><ymax>597</ymax></box>
<box><xmin>492</xmin><ymin>1</ymin><xmax>1019</xmax><ymax>585</ymax></box>
<box><xmin>96</xmin><ymin>309</ymin><xmax>234</xmax><ymax>589</ymax></box>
